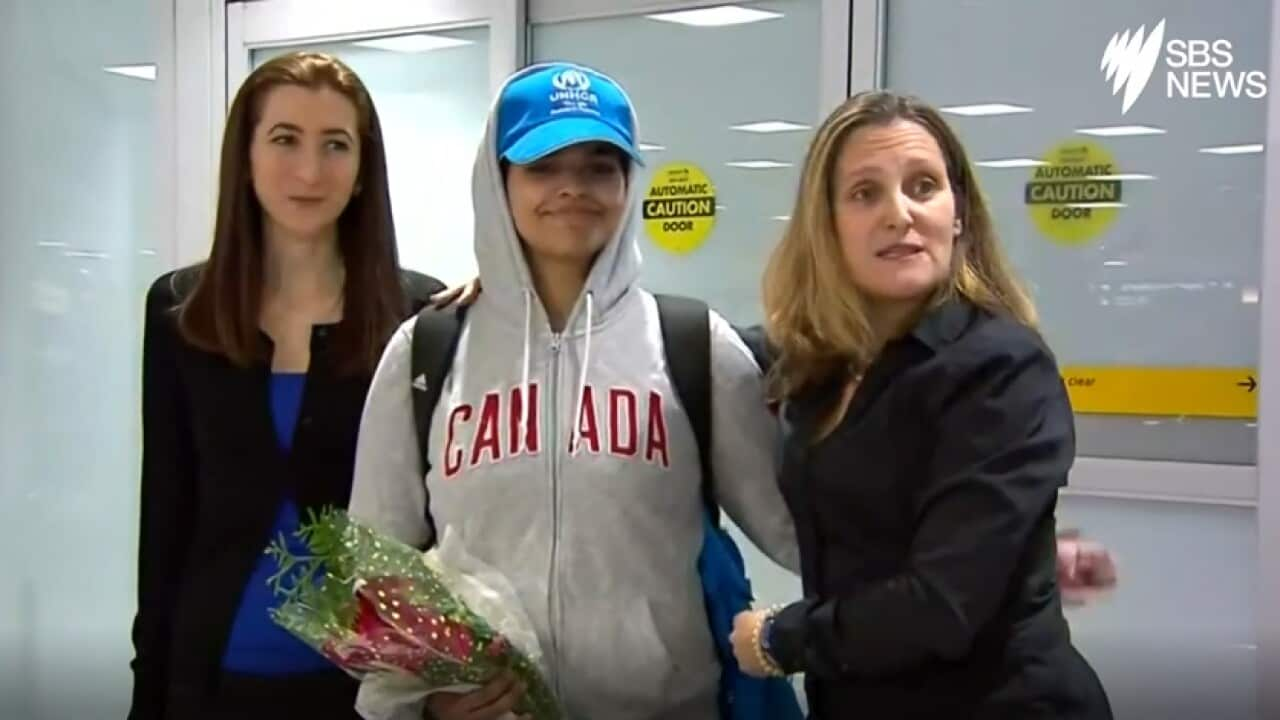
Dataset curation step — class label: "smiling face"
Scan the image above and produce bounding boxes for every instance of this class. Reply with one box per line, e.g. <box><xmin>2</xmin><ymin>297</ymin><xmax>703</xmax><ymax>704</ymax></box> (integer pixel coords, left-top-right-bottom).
<box><xmin>248</xmin><ymin>84</ymin><xmax>362</xmax><ymax>241</ymax></box>
<box><xmin>830</xmin><ymin>118</ymin><xmax>958</xmax><ymax>306</ymax></box>
<box><xmin>504</xmin><ymin>141</ymin><xmax>628</xmax><ymax>268</ymax></box>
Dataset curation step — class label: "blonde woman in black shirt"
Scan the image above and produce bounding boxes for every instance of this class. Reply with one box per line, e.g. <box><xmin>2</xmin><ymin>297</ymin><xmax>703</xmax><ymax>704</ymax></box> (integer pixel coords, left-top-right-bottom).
<box><xmin>130</xmin><ymin>52</ymin><xmax>443</xmax><ymax>720</ymax></box>
<box><xmin>730</xmin><ymin>91</ymin><xmax>1112</xmax><ymax>719</ymax></box>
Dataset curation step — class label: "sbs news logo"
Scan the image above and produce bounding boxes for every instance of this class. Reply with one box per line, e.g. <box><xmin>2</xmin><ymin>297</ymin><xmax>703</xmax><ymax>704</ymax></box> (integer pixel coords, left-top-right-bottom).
<box><xmin>1100</xmin><ymin>18</ymin><xmax>1267</xmax><ymax>114</ymax></box>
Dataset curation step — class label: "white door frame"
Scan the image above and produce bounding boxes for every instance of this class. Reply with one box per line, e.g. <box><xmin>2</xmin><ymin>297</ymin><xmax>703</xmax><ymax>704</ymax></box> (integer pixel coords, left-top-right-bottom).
<box><xmin>166</xmin><ymin>0</ymin><xmax>223</xmax><ymax>268</ymax></box>
<box><xmin>1255</xmin><ymin>1</ymin><xmax>1280</xmax><ymax>715</ymax></box>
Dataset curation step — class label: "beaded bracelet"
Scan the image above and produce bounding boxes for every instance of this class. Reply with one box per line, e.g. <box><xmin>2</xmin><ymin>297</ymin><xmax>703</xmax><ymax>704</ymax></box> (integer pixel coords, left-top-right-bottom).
<box><xmin>752</xmin><ymin>605</ymin><xmax>786</xmax><ymax>677</ymax></box>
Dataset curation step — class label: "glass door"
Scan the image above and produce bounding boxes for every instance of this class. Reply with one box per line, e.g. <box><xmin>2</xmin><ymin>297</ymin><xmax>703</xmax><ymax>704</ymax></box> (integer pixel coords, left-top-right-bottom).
<box><xmin>224</xmin><ymin>0</ymin><xmax>522</xmax><ymax>283</ymax></box>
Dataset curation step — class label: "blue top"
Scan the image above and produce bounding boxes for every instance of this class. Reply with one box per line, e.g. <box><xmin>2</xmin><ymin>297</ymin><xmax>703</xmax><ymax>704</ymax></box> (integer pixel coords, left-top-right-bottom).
<box><xmin>221</xmin><ymin>372</ymin><xmax>333</xmax><ymax>674</ymax></box>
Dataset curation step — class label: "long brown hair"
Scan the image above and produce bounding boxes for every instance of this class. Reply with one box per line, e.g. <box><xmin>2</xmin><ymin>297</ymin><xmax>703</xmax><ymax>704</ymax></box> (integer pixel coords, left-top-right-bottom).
<box><xmin>762</xmin><ymin>90</ymin><xmax>1037</xmax><ymax>400</ymax></box>
<box><xmin>177</xmin><ymin>51</ymin><xmax>406</xmax><ymax>375</ymax></box>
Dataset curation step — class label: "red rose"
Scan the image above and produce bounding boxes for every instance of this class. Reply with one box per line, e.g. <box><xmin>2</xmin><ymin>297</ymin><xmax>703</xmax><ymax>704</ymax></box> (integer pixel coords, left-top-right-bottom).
<box><xmin>357</xmin><ymin>577</ymin><xmax>478</xmax><ymax>663</ymax></box>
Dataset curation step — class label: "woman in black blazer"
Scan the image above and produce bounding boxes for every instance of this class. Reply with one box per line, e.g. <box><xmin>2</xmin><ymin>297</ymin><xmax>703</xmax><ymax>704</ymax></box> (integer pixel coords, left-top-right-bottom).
<box><xmin>729</xmin><ymin>90</ymin><xmax>1112</xmax><ymax>719</ymax></box>
<box><xmin>129</xmin><ymin>52</ymin><xmax>443</xmax><ymax>720</ymax></box>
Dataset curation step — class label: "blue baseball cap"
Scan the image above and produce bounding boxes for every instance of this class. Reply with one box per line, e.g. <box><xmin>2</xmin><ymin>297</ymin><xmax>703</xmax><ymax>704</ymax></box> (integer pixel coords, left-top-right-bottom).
<box><xmin>496</xmin><ymin>63</ymin><xmax>643</xmax><ymax>166</ymax></box>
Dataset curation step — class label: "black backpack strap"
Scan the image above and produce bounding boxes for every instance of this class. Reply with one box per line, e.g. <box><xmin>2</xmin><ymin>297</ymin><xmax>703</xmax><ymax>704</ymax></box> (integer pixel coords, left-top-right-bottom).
<box><xmin>733</xmin><ymin>323</ymin><xmax>773</xmax><ymax>374</ymax></box>
<box><xmin>410</xmin><ymin>305</ymin><xmax>469</xmax><ymax>540</ymax></box>
<box><xmin>654</xmin><ymin>294</ymin><xmax>717</xmax><ymax>526</ymax></box>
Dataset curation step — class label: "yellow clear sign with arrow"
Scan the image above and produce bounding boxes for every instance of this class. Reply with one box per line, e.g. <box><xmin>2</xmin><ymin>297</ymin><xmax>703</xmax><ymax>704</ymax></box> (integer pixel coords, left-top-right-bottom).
<box><xmin>1060</xmin><ymin>366</ymin><xmax>1259</xmax><ymax>419</ymax></box>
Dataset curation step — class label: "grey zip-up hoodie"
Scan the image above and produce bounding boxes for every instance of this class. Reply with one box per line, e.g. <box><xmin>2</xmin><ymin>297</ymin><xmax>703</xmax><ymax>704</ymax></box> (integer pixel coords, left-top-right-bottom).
<box><xmin>349</xmin><ymin>64</ymin><xmax>799</xmax><ymax>720</ymax></box>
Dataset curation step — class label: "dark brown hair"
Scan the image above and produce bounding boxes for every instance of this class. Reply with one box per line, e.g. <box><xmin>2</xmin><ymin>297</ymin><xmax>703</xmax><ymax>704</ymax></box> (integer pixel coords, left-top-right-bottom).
<box><xmin>178</xmin><ymin>51</ymin><xmax>406</xmax><ymax>375</ymax></box>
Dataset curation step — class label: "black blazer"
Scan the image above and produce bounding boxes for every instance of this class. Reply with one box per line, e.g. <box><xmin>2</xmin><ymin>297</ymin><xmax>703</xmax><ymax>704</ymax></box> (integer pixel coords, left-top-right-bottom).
<box><xmin>767</xmin><ymin>299</ymin><xmax>1112</xmax><ymax>719</ymax></box>
<box><xmin>128</xmin><ymin>266</ymin><xmax>444</xmax><ymax>720</ymax></box>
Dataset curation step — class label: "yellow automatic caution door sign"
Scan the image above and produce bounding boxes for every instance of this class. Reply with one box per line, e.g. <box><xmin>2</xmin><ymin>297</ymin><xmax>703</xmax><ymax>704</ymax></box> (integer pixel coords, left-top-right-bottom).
<box><xmin>643</xmin><ymin>162</ymin><xmax>717</xmax><ymax>254</ymax></box>
<box><xmin>1060</xmin><ymin>366</ymin><xmax>1259</xmax><ymax>419</ymax></box>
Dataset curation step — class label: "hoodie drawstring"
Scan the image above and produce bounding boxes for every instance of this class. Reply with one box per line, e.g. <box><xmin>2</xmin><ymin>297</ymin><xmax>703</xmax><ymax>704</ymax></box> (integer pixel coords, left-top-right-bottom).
<box><xmin>521</xmin><ymin>288</ymin><xmax>533</xmax><ymax>439</ymax></box>
<box><xmin>570</xmin><ymin>292</ymin><xmax>594</xmax><ymax>456</ymax></box>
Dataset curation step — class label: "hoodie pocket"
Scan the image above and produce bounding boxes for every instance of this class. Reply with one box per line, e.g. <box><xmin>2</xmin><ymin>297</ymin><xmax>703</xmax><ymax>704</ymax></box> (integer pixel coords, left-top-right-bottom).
<box><xmin>647</xmin><ymin>594</ymin><xmax>721</xmax><ymax>705</ymax></box>
<box><xmin>564</xmin><ymin>595</ymin><xmax>718</xmax><ymax>712</ymax></box>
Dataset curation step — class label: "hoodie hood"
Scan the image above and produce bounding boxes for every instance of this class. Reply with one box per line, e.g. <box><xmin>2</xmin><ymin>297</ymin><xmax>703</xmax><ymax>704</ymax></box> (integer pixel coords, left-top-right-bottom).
<box><xmin>471</xmin><ymin>62</ymin><xmax>643</xmax><ymax>335</ymax></box>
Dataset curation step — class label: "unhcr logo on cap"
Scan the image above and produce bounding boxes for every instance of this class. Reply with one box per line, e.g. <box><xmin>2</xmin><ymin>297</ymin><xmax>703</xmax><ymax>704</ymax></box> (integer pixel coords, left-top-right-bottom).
<box><xmin>549</xmin><ymin>68</ymin><xmax>599</xmax><ymax>113</ymax></box>
<box><xmin>551</xmin><ymin>69</ymin><xmax>590</xmax><ymax>91</ymax></box>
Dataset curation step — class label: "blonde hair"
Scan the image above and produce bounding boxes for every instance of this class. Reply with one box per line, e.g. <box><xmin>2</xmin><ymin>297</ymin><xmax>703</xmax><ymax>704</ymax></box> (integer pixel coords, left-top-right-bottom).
<box><xmin>762</xmin><ymin>90</ymin><xmax>1038</xmax><ymax>401</ymax></box>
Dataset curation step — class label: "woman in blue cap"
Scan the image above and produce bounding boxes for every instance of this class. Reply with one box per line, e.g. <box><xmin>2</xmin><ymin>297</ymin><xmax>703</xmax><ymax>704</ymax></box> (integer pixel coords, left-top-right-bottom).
<box><xmin>347</xmin><ymin>62</ymin><xmax>800</xmax><ymax>720</ymax></box>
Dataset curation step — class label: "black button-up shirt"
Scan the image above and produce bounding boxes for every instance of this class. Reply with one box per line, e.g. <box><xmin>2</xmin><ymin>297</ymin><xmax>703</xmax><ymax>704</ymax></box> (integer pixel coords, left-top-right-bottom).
<box><xmin>768</xmin><ymin>298</ymin><xmax>1111</xmax><ymax>719</ymax></box>
<box><xmin>129</xmin><ymin>267</ymin><xmax>442</xmax><ymax>720</ymax></box>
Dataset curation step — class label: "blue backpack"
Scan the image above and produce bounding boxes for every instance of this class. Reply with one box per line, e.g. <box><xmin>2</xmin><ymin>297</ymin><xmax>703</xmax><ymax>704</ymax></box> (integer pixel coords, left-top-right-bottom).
<box><xmin>653</xmin><ymin>296</ymin><xmax>804</xmax><ymax>720</ymax></box>
<box><xmin>410</xmin><ymin>297</ymin><xmax>803</xmax><ymax>720</ymax></box>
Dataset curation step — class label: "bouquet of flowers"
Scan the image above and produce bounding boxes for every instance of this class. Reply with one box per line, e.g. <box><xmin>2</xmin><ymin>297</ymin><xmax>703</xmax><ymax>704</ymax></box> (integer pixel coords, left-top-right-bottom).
<box><xmin>265</xmin><ymin>507</ymin><xmax>562</xmax><ymax>720</ymax></box>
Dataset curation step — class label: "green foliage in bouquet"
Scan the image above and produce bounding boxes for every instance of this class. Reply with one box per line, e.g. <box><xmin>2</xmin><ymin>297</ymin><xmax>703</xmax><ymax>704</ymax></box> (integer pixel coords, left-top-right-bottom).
<box><xmin>265</xmin><ymin>506</ymin><xmax>561</xmax><ymax>719</ymax></box>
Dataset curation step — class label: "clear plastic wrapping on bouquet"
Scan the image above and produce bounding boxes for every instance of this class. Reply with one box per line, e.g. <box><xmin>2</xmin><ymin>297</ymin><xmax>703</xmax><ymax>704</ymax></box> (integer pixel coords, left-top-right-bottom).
<box><xmin>265</xmin><ymin>507</ymin><xmax>562</xmax><ymax>720</ymax></box>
